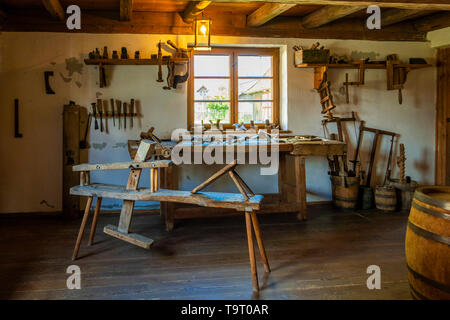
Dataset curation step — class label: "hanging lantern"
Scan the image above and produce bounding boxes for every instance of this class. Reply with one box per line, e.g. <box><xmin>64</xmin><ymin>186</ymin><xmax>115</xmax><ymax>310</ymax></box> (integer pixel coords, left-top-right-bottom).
<box><xmin>194</xmin><ymin>19</ymin><xmax>211</xmax><ymax>51</ymax></box>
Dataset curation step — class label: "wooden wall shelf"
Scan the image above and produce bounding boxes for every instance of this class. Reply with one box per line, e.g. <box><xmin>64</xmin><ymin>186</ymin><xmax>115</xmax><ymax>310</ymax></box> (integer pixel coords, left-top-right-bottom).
<box><xmin>295</xmin><ymin>62</ymin><xmax>432</xmax><ymax>89</ymax></box>
<box><xmin>84</xmin><ymin>57</ymin><xmax>188</xmax><ymax>66</ymax></box>
<box><xmin>295</xmin><ymin>63</ymin><xmax>431</xmax><ymax>70</ymax></box>
<box><xmin>84</xmin><ymin>56</ymin><xmax>189</xmax><ymax>88</ymax></box>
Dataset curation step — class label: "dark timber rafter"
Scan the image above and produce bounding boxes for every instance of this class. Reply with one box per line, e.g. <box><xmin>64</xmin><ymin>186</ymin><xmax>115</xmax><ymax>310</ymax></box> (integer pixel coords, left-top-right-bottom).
<box><xmin>381</xmin><ymin>9</ymin><xmax>431</xmax><ymax>27</ymax></box>
<box><xmin>207</xmin><ymin>0</ymin><xmax>450</xmax><ymax>11</ymax></box>
<box><xmin>120</xmin><ymin>0</ymin><xmax>133</xmax><ymax>21</ymax></box>
<box><xmin>42</xmin><ymin>0</ymin><xmax>64</xmax><ymax>21</ymax></box>
<box><xmin>301</xmin><ymin>5</ymin><xmax>364</xmax><ymax>28</ymax></box>
<box><xmin>247</xmin><ymin>3</ymin><xmax>297</xmax><ymax>27</ymax></box>
<box><xmin>181</xmin><ymin>1</ymin><xmax>212</xmax><ymax>23</ymax></box>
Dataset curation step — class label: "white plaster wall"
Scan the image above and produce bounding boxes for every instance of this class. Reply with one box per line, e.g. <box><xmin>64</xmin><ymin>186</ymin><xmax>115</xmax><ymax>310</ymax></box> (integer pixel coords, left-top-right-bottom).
<box><xmin>0</xmin><ymin>32</ymin><xmax>436</xmax><ymax>213</ymax></box>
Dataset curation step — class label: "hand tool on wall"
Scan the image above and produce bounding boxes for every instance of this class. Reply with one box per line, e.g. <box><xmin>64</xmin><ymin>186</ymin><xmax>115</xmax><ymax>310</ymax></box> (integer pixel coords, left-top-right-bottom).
<box><xmin>92</xmin><ymin>102</ymin><xmax>99</xmax><ymax>130</ymax></box>
<box><xmin>363</xmin><ymin>126</ymin><xmax>397</xmax><ymax>187</ymax></box>
<box><xmin>14</xmin><ymin>99</ymin><xmax>23</xmax><ymax>138</ymax></box>
<box><xmin>350</xmin><ymin>120</ymin><xmax>365</xmax><ymax>172</ymax></box>
<box><xmin>343</xmin><ymin>60</ymin><xmax>365</xmax><ymax>104</ymax></box>
<box><xmin>44</xmin><ymin>71</ymin><xmax>56</xmax><ymax>94</ymax></box>
<box><xmin>130</xmin><ymin>99</ymin><xmax>134</xmax><ymax>129</ymax></box>
<box><xmin>100</xmin><ymin>64</ymin><xmax>107</xmax><ymax>88</ymax></box>
<box><xmin>383</xmin><ymin>134</ymin><xmax>395</xmax><ymax>185</ymax></box>
<box><xmin>80</xmin><ymin>114</ymin><xmax>91</xmax><ymax>149</ymax></box>
<box><xmin>157</xmin><ymin>41</ymin><xmax>164</xmax><ymax>83</ymax></box>
<box><xmin>123</xmin><ymin>102</ymin><xmax>127</xmax><ymax>130</ymax></box>
<box><xmin>111</xmin><ymin>99</ymin><xmax>116</xmax><ymax>127</ymax></box>
<box><xmin>97</xmin><ymin>99</ymin><xmax>104</xmax><ymax>132</ymax></box>
<box><xmin>117</xmin><ymin>100</ymin><xmax>122</xmax><ymax>130</ymax></box>
<box><xmin>386</xmin><ymin>56</ymin><xmax>408</xmax><ymax>105</ymax></box>
<box><xmin>163</xmin><ymin>56</ymin><xmax>174</xmax><ymax>90</ymax></box>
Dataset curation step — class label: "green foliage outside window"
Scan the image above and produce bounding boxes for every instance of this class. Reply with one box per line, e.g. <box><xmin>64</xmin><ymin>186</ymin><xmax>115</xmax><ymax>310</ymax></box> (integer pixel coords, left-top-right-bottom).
<box><xmin>206</xmin><ymin>96</ymin><xmax>229</xmax><ymax>121</ymax></box>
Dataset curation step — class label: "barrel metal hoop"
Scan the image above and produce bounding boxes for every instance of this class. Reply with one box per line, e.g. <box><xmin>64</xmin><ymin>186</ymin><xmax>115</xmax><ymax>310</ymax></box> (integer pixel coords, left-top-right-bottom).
<box><xmin>375</xmin><ymin>194</ymin><xmax>396</xmax><ymax>199</ymax></box>
<box><xmin>414</xmin><ymin>189</ymin><xmax>450</xmax><ymax>211</ymax></box>
<box><xmin>409</xmin><ymin>284</ymin><xmax>429</xmax><ymax>300</ymax></box>
<box><xmin>334</xmin><ymin>196</ymin><xmax>357</xmax><ymax>203</ymax></box>
<box><xmin>412</xmin><ymin>200</ymin><xmax>450</xmax><ymax>221</ymax></box>
<box><xmin>407</xmin><ymin>264</ymin><xmax>450</xmax><ymax>294</ymax></box>
<box><xmin>408</xmin><ymin>220</ymin><xmax>450</xmax><ymax>246</ymax></box>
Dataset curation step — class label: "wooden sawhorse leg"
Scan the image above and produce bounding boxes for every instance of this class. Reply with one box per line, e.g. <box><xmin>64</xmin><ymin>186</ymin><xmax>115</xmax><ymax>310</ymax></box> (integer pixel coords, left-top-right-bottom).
<box><xmin>245</xmin><ymin>210</ymin><xmax>271</xmax><ymax>292</ymax></box>
<box><xmin>72</xmin><ymin>197</ymin><xmax>103</xmax><ymax>260</ymax></box>
<box><xmin>88</xmin><ymin>197</ymin><xmax>102</xmax><ymax>246</ymax></box>
<box><xmin>72</xmin><ymin>196</ymin><xmax>93</xmax><ymax>260</ymax></box>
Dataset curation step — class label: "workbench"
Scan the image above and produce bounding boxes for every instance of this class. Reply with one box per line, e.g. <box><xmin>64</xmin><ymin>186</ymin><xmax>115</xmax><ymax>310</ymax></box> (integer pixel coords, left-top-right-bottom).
<box><xmin>159</xmin><ymin>136</ymin><xmax>346</xmax><ymax>231</ymax></box>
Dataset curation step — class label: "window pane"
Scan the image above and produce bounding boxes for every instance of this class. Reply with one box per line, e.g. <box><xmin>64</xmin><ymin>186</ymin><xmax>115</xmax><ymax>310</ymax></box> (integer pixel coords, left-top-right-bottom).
<box><xmin>238</xmin><ymin>102</ymin><xmax>272</xmax><ymax>123</ymax></box>
<box><xmin>195</xmin><ymin>102</ymin><xmax>231</xmax><ymax>124</ymax></box>
<box><xmin>194</xmin><ymin>55</ymin><xmax>230</xmax><ymax>77</ymax></box>
<box><xmin>238</xmin><ymin>56</ymin><xmax>272</xmax><ymax>77</ymax></box>
<box><xmin>238</xmin><ymin>79</ymin><xmax>272</xmax><ymax>101</ymax></box>
<box><xmin>195</xmin><ymin>78</ymin><xmax>230</xmax><ymax>100</ymax></box>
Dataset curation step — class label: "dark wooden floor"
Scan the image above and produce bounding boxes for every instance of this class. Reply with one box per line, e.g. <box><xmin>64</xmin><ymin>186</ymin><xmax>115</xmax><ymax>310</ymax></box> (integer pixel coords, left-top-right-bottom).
<box><xmin>0</xmin><ymin>205</ymin><xmax>412</xmax><ymax>300</ymax></box>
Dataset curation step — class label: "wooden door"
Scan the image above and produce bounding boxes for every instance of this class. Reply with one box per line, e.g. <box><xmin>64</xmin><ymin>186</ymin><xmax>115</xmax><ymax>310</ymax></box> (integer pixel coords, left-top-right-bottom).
<box><xmin>436</xmin><ymin>47</ymin><xmax>450</xmax><ymax>186</ymax></box>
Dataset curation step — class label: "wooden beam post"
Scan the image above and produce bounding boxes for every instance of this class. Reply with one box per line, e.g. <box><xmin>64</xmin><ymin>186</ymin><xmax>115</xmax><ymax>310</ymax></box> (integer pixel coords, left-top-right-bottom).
<box><xmin>301</xmin><ymin>5</ymin><xmax>365</xmax><ymax>28</ymax></box>
<box><xmin>181</xmin><ymin>1</ymin><xmax>212</xmax><ymax>23</ymax></box>
<box><xmin>247</xmin><ymin>3</ymin><xmax>296</xmax><ymax>27</ymax></box>
<box><xmin>42</xmin><ymin>0</ymin><xmax>64</xmax><ymax>21</ymax></box>
<box><xmin>120</xmin><ymin>0</ymin><xmax>133</xmax><ymax>21</ymax></box>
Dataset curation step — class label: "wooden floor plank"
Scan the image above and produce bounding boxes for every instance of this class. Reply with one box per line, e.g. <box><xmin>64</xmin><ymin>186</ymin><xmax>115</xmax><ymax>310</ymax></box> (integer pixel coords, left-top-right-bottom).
<box><xmin>0</xmin><ymin>206</ymin><xmax>412</xmax><ymax>300</ymax></box>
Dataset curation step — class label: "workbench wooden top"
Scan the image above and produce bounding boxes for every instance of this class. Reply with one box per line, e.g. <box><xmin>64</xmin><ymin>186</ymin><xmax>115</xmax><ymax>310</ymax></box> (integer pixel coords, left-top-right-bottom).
<box><xmin>174</xmin><ymin>138</ymin><xmax>346</xmax><ymax>156</ymax></box>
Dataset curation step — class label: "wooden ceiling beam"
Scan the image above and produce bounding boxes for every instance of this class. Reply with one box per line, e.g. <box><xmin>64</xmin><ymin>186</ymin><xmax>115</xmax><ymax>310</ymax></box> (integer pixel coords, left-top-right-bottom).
<box><xmin>301</xmin><ymin>5</ymin><xmax>364</xmax><ymax>28</ymax></box>
<box><xmin>413</xmin><ymin>11</ymin><xmax>450</xmax><ymax>31</ymax></box>
<box><xmin>206</xmin><ymin>0</ymin><xmax>450</xmax><ymax>11</ymax></box>
<box><xmin>42</xmin><ymin>0</ymin><xmax>64</xmax><ymax>21</ymax></box>
<box><xmin>247</xmin><ymin>3</ymin><xmax>297</xmax><ymax>27</ymax></box>
<box><xmin>381</xmin><ymin>9</ymin><xmax>429</xmax><ymax>27</ymax></box>
<box><xmin>1</xmin><ymin>10</ymin><xmax>427</xmax><ymax>42</ymax></box>
<box><xmin>120</xmin><ymin>0</ymin><xmax>133</xmax><ymax>21</ymax></box>
<box><xmin>181</xmin><ymin>1</ymin><xmax>212</xmax><ymax>23</ymax></box>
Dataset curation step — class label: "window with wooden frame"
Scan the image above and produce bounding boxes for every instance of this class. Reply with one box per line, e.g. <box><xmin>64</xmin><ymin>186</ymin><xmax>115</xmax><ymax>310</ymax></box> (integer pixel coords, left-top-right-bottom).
<box><xmin>188</xmin><ymin>47</ymin><xmax>279</xmax><ymax>130</ymax></box>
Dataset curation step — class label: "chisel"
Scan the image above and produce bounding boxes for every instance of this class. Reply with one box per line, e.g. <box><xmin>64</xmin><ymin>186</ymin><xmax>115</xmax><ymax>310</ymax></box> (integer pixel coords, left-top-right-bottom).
<box><xmin>92</xmin><ymin>103</ymin><xmax>99</xmax><ymax>130</ymax></box>
<box><xmin>111</xmin><ymin>99</ymin><xmax>115</xmax><ymax>127</ymax></box>
<box><xmin>123</xmin><ymin>102</ymin><xmax>127</xmax><ymax>130</ymax></box>
<box><xmin>97</xmin><ymin>99</ymin><xmax>103</xmax><ymax>132</ymax></box>
<box><xmin>116</xmin><ymin>100</ymin><xmax>122</xmax><ymax>130</ymax></box>
<box><xmin>130</xmin><ymin>99</ymin><xmax>134</xmax><ymax>129</ymax></box>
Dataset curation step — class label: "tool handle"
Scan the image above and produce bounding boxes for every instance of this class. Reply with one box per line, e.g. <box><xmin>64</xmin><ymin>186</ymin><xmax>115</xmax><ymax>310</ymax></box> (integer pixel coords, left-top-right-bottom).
<box><xmin>111</xmin><ymin>99</ymin><xmax>115</xmax><ymax>126</ymax></box>
<box><xmin>123</xmin><ymin>102</ymin><xmax>127</xmax><ymax>129</ymax></box>
<box><xmin>130</xmin><ymin>99</ymin><xmax>134</xmax><ymax>128</ymax></box>
<box><xmin>167</xmin><ymin>40</ymin><xmax>178</xmax><ymax>51</ymax></box>
<box><xmin>14</xmin><ymin>99</ymin><xmax>23</xmax><ymax>138</ymax></box>
<box><xmin>116</xmin><ymin>100</ymin><xmax>122</xmax><ymax>129</ymax></box>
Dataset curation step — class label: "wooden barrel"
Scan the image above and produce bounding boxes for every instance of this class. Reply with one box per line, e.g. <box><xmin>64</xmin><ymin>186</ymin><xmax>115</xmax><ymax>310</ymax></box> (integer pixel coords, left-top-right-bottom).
<box><xmin>375</xmin><ymin>186</ymin><xmax>397</xmax><ymax>212</ymax></box>
<box><xmin>405</xmin><ymin>186</ymin><xmax>450</xmax><ymax>300</ymax></box>
<box><xmin>360</xmin><ymin>187</ymin><xmax>374</xmax><ymax>209</ymax></box>
<box><xmin>330</xmin><ymin>175</ymin><xmax>359</xmax><ymax>209</ymax></box>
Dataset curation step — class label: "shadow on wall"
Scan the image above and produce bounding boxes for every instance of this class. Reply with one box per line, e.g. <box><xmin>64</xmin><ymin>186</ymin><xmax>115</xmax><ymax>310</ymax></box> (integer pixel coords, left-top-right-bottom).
<box><xmin>413</xmin><ymin>148</ymin><xmax>431</xmax><ymax>184</ymax></box>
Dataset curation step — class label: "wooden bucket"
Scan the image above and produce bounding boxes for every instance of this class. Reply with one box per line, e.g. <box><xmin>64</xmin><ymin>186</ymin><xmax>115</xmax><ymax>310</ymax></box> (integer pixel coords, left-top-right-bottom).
<box><xmin>375</xmin><ymin>186</ymin><xmax>397</xmax><ymax>212</ymax></box>
<box><xmin>405</xmin><ymin>186</ymin><xmax>450</xmax><ymax>300</ymax></box>
<box><xmin>330</xmin><ymin>175</ymin><xmax>360</xmax><ymax>209</ymax></box>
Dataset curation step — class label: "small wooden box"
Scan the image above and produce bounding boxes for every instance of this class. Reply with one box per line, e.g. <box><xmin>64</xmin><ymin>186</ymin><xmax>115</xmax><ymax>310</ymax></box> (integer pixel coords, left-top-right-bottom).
<box><xmin>295</xmin><ymin>49</ymin><xmax>330</xmax><ymax>65</ymax></box>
